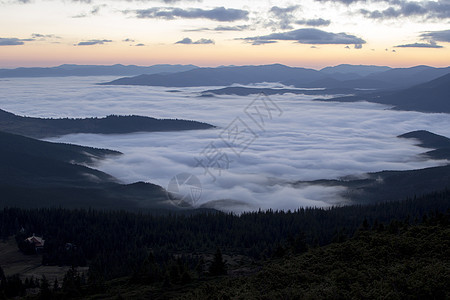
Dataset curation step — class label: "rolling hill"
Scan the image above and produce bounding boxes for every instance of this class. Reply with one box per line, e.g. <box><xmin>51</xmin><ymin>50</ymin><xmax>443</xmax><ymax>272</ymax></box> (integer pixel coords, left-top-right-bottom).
<box><xmin>0</xmin><ymin>109</ymin><xmax>214</xmax><ymax>138</ymax></box>
<box><xmin>0</xmin><ymin>130</ymin><xmax>180</xmax><ymax>211</ymax></box>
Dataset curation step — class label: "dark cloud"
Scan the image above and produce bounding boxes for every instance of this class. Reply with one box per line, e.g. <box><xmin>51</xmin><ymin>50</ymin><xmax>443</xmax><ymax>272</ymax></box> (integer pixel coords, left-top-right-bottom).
<box><xmin>90</xmin><ymin>5</ymin><xmax>103</xmax><ymax>15</ymax></box>
<box><xmin>76</xmin><ymin>39</ymin><xmax>112</xmax><ymax>46</ymax></box>
<box><xmin>361</xmin><ymin>0</ymin><xmax>450</xmax><ymax>20</ymax></box>
<box><xmin>71</xmin><ymin>3</ymin><xmax>106</xmax><ymax>18</ymax></box>
<box><xmin>314</xmin><ymin>0</ymin><xmax>363</xmax><ymax>4</ymax></box>
<box><xmin>184</xmin><ymin>25</ymin><xmax>250</xmax><ymax>32</ymax></box>
<box><xmin>393</xmin><ymin>29</ymin><xmax>450</xmax><ymax>49</ymax></box>
<box><xmin>31</xmin><ymin>33</ymin><xmax>61</xmax><ymax>40</ymax></box>
<box><xmin>72</xmin><ymin>13</ymin><xmax>88</xmax><ymax>18</ymax></box>
<box><xmin>0</xmin><ymin>37</ymin><xmax>33</xmax><ymax>46</ymax></box>
<box><xmin>395</xmin><ymin>42</ymin><xmax>443</xmax><ymax>48</ymax></box>
<box><xmin>296</xmin><ymin>18</ymin><xmax>331</xmax><ymax>27</ymax></box>
<box><xmin>183</xmin><ymin>27</ymin><xmax>210</xmax><ymax>32</ymax></box>
<box><xmin>127</xmin><ymin>7</ymin><xmax>249</xmax><ymax>22</ymax></box>
<box><xmin>175</xmin><ymin>37</ymin><xmax>214</xmax><ymax>44</ymax></box>
<box><xmin>193</xmin><ymin>38</ymin><xmax>214</xmax><ymax>44</ymax></box>
<box><xmin>420</xmin><ymin>29</ymin><xmax>450</xmax><ymax>42</ymax></box>
<box><xmin>267</xmin><ymin>5</ymin><xmax>300</xmax><ymax>30</ymax></box>
<box><xmin>243</xmin><ymin>28</ymin><xmax>365</xmax><ymax>48</ymax></box>
<box><xmin>123</xmin><ymin>38</ymin><xmax>135</xmax><ymax>42</ymax></box>
<box><xmin>270</xmin><ymin>5</ymin><xmax>299</xmax><ymax>16</ymax></box>
<box><xmin>214</xmin><ymin>25</ymin><xmax>250</xmax><ymax>31</ymax></box>
<box><xmin>251</xmin><ymin>40</ymin><xmax>278</xmax><ymax>45</ymax></box>
<box><xmin>175</xmin><ymin>37</ymin><xmax>193</xmax><ymax>44</ymax></box>
<box><xmin>135</xmin><ymin>43</ymin><xmax>145</xmax><ymax>46</ymax></box>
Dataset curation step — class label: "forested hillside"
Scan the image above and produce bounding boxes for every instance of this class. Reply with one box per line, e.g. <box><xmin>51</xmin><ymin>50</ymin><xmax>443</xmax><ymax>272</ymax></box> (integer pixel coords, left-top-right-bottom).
<box><xmin>0</xmin><ymin>189</ymin><xmax>449</xmax><ymax>298</ymax></box>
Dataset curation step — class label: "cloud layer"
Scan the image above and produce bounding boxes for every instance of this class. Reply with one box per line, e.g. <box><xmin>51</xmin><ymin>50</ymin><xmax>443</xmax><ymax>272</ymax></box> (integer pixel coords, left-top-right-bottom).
<box><xmin>395</xmin><ymin>42</ymin><xmax>443</xmax><ymax>48</ymax></box>
<box><xmin>1</xmin><ymin>77</ymin><xmax>450</xmax><ymax>213</ymax></box>
<box><xmin>395</xmin><ymin>29</ymin><xmax>450</xmax><ymax>48</ymax></box>
<box><xmin>0</xmin><ymin>37</ymin><xmax>32</xmax><ymax>46</ymax></box>
<box><xmin>420</xmin><ymin>29</ymin><xmax>450</xmax><ymax>42</ymax></box>
<box><xmin>243</xmin><ymin>28</ymin><xmax>365</xmax><ymax>48</ymax></box>
<box><xmin>126</xmin><ymin>7</ymin><xmax>249</xmax><ymax>22</ymax></box>
<box><xmin>76</xmin><ymin>39</ymin><xmax>112</xmax><ymax>46</ymax></box>
<box><xmin>360</xmin><ymin>0</ymin><xmax>450</xmax><ymax>20</ymax></box>
<box><xmin>175</xmin><ymin>37</ymin><xmax>214</xmax><ymax>44</ymax></box>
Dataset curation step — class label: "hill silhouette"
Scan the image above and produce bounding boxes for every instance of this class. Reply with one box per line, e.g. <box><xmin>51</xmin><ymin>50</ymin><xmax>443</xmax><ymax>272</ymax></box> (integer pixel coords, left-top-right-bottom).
<box><xmin>0</xmin><ymin>64</ymin><xmax>198</xmax><ymax>78</ymax></box>
<box><xmin>102</xmin><ymin>64</ymin><xmax>450</xmax><ymax>90</ymax></box>
<box><xmin>327</xmin><ymin>72</ymin><xmax>450</xmax><ymax>113</ymax></box>
<box><xmin>101</xmin><ymin>64</ymin><xmax>325</xmax><ymax>87</ymax></box>
<box><xmin>0</xmin><ymin>109</ymin><xmax>214</xmax><ymax>138</ymax></box>
<box><xmin>0</xmin><ymin>131</ymin><xmax>183</xmax><ymax>211</ymax></box>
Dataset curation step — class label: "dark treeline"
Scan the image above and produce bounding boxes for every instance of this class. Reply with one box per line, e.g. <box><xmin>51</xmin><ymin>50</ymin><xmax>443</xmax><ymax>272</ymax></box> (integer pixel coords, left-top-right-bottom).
<box><xmin>0</xmin><ymin>109</ymin><xmax>214</xmax><ymax>139</ymax></box>
<box><xmin>0</xmin><ymin>189</ymin><xmax>449</xmax><ymax>281</ymax></box>
<box><xmin>177</xmin><ymin>210</ymin><xmax>450</xmax><ymax>300</ymax></box>
<box><xmin>0</xmin><ymin>190</ymin><xmax>449</xmax><ymax>298</ymax></box>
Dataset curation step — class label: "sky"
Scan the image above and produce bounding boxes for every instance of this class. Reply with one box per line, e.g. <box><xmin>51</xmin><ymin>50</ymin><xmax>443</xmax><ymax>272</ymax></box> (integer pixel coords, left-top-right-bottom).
<box><xmin>0</xmin><ymin>0</ymin><xmax>449</xmax><ymax>68</ymax></box>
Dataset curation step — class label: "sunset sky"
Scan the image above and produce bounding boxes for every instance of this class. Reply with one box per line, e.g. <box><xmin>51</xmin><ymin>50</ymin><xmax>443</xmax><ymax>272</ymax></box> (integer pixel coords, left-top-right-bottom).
<box><xmin>0</xmin><ymin>0</ymin><xmax>449</xmax><ymax>68</ymax></box>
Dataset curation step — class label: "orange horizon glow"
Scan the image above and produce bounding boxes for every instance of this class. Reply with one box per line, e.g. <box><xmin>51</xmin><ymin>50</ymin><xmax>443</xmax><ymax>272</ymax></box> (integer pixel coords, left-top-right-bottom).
<box><xmin>1</xmin><ymin>41</ymin><xmax>449</xmax><ymax>69</ymax></box>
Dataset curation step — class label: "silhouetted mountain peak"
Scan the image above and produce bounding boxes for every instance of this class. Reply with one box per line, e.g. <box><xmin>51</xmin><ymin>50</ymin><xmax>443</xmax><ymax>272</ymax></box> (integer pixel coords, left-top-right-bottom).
<box><xmin>398</xmin><ymin>130</ymin><xmax>450</xmax><ymax>149</ymax></box>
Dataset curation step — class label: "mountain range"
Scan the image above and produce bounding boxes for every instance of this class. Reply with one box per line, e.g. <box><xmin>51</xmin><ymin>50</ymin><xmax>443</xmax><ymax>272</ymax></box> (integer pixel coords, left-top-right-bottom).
<box><xmin>102</xmin><ymin>63</ymin><xmax>450</xmax><ymax>90</ymax></box>
<box><xmin>327</xmin><ymin>72</ymin><xmax>450</xmax><ymax>113</ymax></box>
<box><xmin>0</xmin><ymin>64</ymin><xmax>198</xmax><ymax>78</ymax></box>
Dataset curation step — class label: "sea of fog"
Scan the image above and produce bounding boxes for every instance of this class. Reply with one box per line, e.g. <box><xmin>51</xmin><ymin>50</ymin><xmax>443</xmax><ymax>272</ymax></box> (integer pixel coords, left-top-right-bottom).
<box><xmin>1</xmin><ymin>76</ymin><xmax>450</xmax><ymax>212</ymax></box>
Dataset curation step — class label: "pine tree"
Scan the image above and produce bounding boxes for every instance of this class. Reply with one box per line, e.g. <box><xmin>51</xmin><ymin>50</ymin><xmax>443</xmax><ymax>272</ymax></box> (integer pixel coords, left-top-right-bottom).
<box><xmin>209</xmin><ymin>248</ymin><xmax>227</xmax><ymax>276</ymax></box>
<box><xmin>53</xmin><ymin>278</ymin><xmax>59</xmax><ymax>292</ymax></box>
<box><xmin>39</xmin><ymin>275</ymin><xmax>52</xmax><ymax>300</ymax></box>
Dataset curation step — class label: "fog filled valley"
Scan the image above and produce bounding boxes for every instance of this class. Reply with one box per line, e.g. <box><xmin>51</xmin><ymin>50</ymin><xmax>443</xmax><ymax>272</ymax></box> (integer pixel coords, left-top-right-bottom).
<box><xmin>1</xmin><ymin>76</ymin><xmax>450</xmax><ymax>212</ymax></box>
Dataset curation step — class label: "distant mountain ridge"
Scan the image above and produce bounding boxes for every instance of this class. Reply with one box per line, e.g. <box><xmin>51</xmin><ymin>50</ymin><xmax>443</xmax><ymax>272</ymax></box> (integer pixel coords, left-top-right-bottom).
<box><xmin>320</xmin><ymin>64</ymin><xmax>391</xmax><ymax>77</ymax></box>
<box><xmin>3</xmin><ymin>63</ymin><xmax>449</xmax><ymax>91</ymax></box>
<box><xmin>0</xmin><ymin>64</ymin><xmax>198</xmax><ymax>78</ymax></box>
<box><xmin>102</xmin><ymin>63</ymin><xmax>450</xmax><ymax>90</ymax></box>
<box><xmin>101</xmin><ymin>64</ymin><xmax>325</xmax><ymax>87</ymax></box>
<box><xmin>327</xmin><ymin>72</ymin><xmax>450</xmax><ymax>113</ymax></box>
<box><xmin>0</xmin><ymin>108</ymin><xmax>214</xmax><ymax>138</ymax></box>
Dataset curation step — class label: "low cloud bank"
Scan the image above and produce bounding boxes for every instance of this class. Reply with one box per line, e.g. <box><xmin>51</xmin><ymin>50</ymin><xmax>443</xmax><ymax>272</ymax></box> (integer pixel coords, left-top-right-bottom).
<box><xmin>1</xmin><ymin>77</ymin><xmax>449</xmax><ymax>212</ymax></box>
